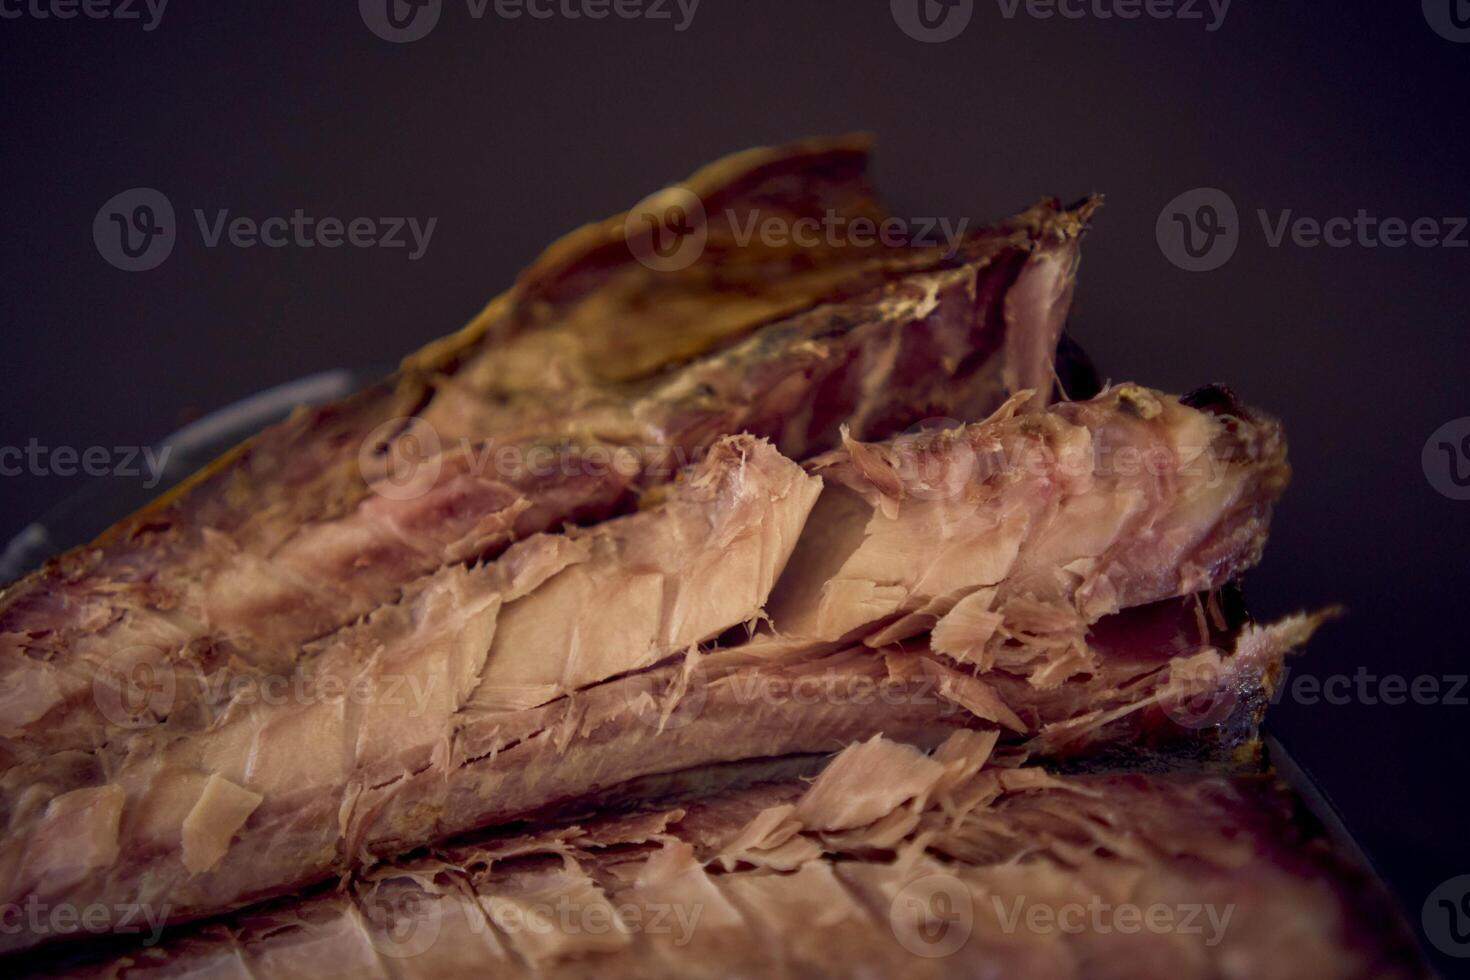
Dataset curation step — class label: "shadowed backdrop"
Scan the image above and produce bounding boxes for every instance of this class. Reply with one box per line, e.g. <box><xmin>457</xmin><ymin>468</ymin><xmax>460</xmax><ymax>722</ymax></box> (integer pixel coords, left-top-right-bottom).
<box><xmin>2</xmin><ymin>1</ymin><xmax>1466</xmax><ymax>969</ymax></box>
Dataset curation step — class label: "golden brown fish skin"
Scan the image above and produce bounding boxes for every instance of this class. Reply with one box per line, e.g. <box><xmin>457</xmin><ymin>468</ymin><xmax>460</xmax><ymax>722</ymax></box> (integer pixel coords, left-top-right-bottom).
<box><xmin>25</xmin><ymin>734</ymin><xmax>1421</xmax><ymax>980</ymax></box>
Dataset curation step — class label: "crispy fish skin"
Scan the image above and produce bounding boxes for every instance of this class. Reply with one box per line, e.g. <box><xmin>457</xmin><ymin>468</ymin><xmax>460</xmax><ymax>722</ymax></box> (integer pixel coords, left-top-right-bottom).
<box><xmin>0</xmin><ymin>384</ymin><xmax>1291</xmax><ymax>955</ymax></box>
<box><xmin>31</xmin><ymin>734</ymin><xmax>1422</xmax><ymax>980</ymax></box>
<box><xmin>0</xmin><ymin>161</ymin><xmax>1096</xmax><ymax>779</ymax></box>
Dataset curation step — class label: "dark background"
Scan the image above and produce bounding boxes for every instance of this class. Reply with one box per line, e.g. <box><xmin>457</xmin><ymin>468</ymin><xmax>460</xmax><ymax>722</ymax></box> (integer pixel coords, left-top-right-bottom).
<box><xmin>2</xmin><ymin>1</ymin><xmax>1467</xmax><ymax>971</ymax></box>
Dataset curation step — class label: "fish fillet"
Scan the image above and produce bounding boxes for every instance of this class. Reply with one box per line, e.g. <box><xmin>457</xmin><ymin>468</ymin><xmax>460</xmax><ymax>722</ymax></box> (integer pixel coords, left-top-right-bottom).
<box><xmin>22</xmin><ymin>734</ymin><xmax>1420</xmax><ymax>979</ymax></box>
<box><xmin>0</xmin><ymin>383</ymin><xmax>1294</xmax><ymax>953</ymax></box>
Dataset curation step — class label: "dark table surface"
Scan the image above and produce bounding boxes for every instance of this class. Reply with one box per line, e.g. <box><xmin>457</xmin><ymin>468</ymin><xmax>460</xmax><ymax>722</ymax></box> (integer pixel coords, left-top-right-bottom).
<box><xmin>3</xmin><ymin>1</ymin><xmax>1467</xmax><ymax>972</ymax></box>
